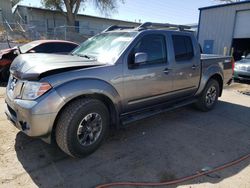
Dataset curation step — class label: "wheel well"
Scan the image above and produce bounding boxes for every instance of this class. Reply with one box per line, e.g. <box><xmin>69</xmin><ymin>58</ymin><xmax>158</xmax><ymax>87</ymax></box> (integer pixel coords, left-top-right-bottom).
<box><xmin>210</xmin><ymin>74</ymin><xmax>223</xmax><ymax>96</ymax></box>
<box><xmin>51</xmin><ymin>94</ymin><xmax>118</xmax><ymax>142</ymax></box>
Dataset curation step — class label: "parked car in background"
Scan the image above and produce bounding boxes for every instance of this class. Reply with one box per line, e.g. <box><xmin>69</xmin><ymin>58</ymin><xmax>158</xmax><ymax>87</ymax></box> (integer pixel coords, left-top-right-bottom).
<box><xmin>5</xmin><ymin>22</ymin><xmax>233</xmax><ymax>158</ymax></box>
<box><xmin>234</xmin><ymin>54</ymin><xmax>250</xmax><ymax>82</ymax></box>
<box><xmin>0</xmin><ymin>40</ymin><xmax>78</xmax><ymax>81</ymax></box>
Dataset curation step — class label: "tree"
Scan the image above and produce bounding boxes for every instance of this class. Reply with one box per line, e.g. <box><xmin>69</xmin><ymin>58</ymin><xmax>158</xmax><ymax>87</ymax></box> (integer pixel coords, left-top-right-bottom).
<box><xmin>11</xmin><ymin>0</ymin><xmax>22</xmax><ymax>7</ymax></box>
<box><xmin>41</xmin><ymin>0</ymin><xmax>124</xmax><ymax>27</ymax></box>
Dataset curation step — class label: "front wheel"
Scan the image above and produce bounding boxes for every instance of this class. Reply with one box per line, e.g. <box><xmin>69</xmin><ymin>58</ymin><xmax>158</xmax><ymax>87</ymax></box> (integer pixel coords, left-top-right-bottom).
<box><xmin>195</xmin><ymin>79</ymin><xmax>220</xmax><ymax>112</ymax></box>
<box><xmin>55</xmin><ymin>98</ymin><xmax>110</xmax><ymax>158</ymax></box>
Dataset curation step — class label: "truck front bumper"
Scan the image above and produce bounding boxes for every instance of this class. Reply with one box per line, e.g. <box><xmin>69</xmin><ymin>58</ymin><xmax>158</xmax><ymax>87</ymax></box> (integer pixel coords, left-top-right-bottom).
<box><xmin>234</xmin><ymin>70</ymin><xmax>250</xmax><ymax>81</ymax></box>
<box><xmin>5</xmin><ymin>88</ymin><xmax>65</xmax><ymax>142</ymax></box>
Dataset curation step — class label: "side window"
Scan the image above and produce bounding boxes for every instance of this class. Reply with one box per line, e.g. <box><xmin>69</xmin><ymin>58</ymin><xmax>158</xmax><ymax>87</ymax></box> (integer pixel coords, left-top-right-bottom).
<box><xmin>56</xmin><ymin>43</ymin><xmax>78</xmax><ymax>53</ymax></box>
<box><xmin>32</xmin><ymin>43</ymin><xmax>77</xmax><ymax>54</ymax></box>
<box><xmin>129</xmin><ymin>34</ymin><xmax>167</xmax><ymax>65</ymax></box>
<box><xmin>32</xmin><ymin>43</ymin><xmax>54</xmax><ymax>53</ymax></box>
<box><xmin>49</xmin><ymin>43</ymin><xmax>66</xmax><ymax>53</ymax></box>
<box><xmin>172</xmin><ymin>35</ymin><xmax>194</xmax><ymax>61</ymax></box>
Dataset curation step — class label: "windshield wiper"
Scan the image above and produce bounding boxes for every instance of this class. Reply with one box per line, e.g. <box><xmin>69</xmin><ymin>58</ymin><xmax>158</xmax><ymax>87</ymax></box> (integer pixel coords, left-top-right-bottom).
<box><xmin>73</xmin><ymin>53</ymin><xmax>96</xmax><ymax>60</ymax></box>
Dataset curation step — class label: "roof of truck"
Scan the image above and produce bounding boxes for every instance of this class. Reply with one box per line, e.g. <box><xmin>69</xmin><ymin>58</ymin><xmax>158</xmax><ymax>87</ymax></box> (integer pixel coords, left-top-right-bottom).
<box><xmin>103</xmin><ymin>22</ymin><xmax>194</xmax><ymax>34</ymax></box>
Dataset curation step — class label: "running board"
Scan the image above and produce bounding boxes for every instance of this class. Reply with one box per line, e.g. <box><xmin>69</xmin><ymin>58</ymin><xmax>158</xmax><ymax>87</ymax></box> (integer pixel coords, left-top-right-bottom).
<box><xmin>120</xmin><ymin>98</ymin><xmax>197</xmax><ymax>126</ymax></box>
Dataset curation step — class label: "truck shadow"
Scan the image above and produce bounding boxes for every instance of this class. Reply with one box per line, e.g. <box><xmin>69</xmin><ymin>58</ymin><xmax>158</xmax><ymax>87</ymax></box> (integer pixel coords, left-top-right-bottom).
<box><xmin>15</xmin><ymin>100</ymin><xmax>250</xmax><ymax>188</ymax></box>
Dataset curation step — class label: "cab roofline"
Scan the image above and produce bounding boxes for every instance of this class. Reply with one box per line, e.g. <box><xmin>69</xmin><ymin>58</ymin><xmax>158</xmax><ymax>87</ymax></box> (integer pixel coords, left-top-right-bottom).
<box><xmin>102</xmin><ymin>22</ymin><xmax>193</xmax><ymax>33</ymax></box>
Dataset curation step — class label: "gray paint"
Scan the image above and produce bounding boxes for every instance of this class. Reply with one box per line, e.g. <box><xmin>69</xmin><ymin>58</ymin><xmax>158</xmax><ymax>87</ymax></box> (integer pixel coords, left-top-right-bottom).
<box><xmin>5</xmin><ymin>29</ymin><xmax>232</xmax><ymax>143</ymax></box>
<box><xmin>198</xmin><ymin>2</ymin><xmax>250</xmax><ymax>56</ymax></box>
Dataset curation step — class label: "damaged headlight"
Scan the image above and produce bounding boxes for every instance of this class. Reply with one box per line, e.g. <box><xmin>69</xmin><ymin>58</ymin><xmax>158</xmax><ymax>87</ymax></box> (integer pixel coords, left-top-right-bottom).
<box><xmin>22</xmin><ymin>81</ymin><xmax>52</xmax><ymax>100</ymax></box>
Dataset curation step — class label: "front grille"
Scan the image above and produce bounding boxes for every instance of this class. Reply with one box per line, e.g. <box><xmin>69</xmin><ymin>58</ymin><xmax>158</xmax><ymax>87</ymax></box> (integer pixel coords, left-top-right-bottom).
<box><xmin>238</xmin><ymin>74</ymin><xmax>250</xmax><ymax>79</ymax></box>
<box><xmin>7</xmin><ymin>75</ymin><xmax>23</xmax><ymax>99</ymax></box>
<box><xmin>239</xmin><ymin>66</ymin><xmax>247</xmax><ymax>71</ymax></box>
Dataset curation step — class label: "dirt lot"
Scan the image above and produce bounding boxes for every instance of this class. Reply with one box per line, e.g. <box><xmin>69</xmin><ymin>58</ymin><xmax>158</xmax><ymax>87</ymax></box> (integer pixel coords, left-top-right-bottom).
<box><xmin>0</xmin><ymin>82</ymin><xmax>250</xmax><ymax>188</ymax></box>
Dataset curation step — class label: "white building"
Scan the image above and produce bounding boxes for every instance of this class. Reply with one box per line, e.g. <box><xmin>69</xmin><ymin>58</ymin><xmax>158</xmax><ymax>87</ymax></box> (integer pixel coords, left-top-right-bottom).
<box><xmin>13</xmin><ymin>5</ymin><xmax>139</xmax><ymax>37</ymax></box>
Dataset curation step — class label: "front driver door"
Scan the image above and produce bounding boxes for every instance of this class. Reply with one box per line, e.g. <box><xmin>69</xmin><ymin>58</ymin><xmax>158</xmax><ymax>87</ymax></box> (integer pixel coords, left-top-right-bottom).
<box><xmin>122</xmin><ymin>33</ymin><xmax>174</xmax><ymax>112</ymax></box>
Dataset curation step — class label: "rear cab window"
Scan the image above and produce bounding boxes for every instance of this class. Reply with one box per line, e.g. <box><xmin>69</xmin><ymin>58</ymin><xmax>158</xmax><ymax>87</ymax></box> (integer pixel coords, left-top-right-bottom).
<box><xmin>172</xmin><ymin>35</ymin><xmax>194</xmax><ymax>62</ymax></box>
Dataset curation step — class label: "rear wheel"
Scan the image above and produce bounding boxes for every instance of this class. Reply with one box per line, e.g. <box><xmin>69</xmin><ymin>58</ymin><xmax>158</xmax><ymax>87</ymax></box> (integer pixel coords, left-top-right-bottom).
<box><xmin>55</xmin><ymin>98</ymin><xmax>110</xmax><ymax>158</ymax></box>
<box><xmin>195</xmin><ymin>79</ymin><xmax>220</xmax><ymax>112</ymax></box>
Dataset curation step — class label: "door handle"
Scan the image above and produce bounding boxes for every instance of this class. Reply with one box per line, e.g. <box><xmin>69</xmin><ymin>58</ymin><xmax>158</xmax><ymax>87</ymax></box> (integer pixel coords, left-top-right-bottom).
<box><xmin>163</xmin><ymin>68</ymin><xmax>172</xmax><ymax>74</ymax></box>
<box><xmin>192</xmin><ymin>65</ymin><xmax>198</xmax><ymax>70</ymax></box>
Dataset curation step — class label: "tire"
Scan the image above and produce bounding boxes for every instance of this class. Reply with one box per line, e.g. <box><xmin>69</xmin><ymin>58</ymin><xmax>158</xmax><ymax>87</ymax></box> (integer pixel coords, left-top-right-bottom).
<box><xmin>195</xmin><ymin>79</ymin><xmax>220</xmax><ymax>112</ymax></box>
<box><xmin>1</xmin><ymin>66</ymin><xmax>10</xmax><ymax>82</ymax></box>
<box><xmin>55</xmin><ymin>98</ymin><xmax>110</xmax><ymax>158</ymax></box>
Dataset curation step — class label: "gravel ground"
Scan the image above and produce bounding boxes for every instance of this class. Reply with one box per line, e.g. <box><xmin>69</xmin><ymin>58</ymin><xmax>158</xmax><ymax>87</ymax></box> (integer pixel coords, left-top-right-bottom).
<box><xmin>0</xmin><ymin>82</ymin><xmax>249</xmax><ymax>188</ymax></box>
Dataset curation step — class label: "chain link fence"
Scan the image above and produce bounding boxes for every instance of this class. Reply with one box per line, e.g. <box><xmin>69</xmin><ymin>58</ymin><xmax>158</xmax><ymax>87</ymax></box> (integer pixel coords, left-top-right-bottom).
<box><xmin>0</xmin><ymin>20</ymin><xmax>102</xmax><ymax>47</ymax></box>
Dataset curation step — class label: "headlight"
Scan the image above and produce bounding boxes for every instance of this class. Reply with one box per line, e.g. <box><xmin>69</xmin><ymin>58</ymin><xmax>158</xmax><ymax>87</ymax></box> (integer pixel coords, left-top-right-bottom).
<box><xmin>22</xmin><ymin>82</ymin><xmax>52</xmax><ymax>100</ymax></box>
<box><xmin>234</xmin><ymin>64</ymin><xmax>240</xmax><ymax>70</ymax></box>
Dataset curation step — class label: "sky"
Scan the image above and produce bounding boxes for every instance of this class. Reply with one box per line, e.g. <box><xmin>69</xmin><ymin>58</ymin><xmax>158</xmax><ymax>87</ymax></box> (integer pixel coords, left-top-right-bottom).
<box><xmin>20</xmin><ymin>0</ymin><xmax>220</xmax><ymax>24</ymax></box>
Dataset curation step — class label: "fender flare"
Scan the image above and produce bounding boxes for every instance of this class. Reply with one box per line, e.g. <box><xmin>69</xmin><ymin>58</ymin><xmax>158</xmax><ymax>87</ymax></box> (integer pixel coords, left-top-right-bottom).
<box><xmin>196</xmin><ymin>65</ymin><xmax>224</xmax><ymax>96</ymax></box>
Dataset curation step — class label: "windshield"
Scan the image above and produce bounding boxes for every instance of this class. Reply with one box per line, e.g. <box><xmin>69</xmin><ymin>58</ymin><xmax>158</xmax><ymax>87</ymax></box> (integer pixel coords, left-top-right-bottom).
<box><xmin>19</xmin><ymin>41</ymin><xmax>41</xmax><ymax>53</ymax></box>
<box><xmin>246</xmin><ymin>54</ymin><xmax>250</xmax><ymax>59</ymax></box>
<box><xmin>72</xmin><ymin>32</ymin><xmax>138</xmax><ymax>64</ymax></box>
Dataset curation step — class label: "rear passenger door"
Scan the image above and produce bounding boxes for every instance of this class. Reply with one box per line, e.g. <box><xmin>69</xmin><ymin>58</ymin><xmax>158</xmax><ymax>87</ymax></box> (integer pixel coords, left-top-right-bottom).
<box><xmin>171</xmin><ymin>34</ymin><xmax>200</xmax><ymax>97</ymax></box>
<box><xmin>123</xmin><ymin>33</ymin><xmax>174</xmax><ymax>112</ymax></box>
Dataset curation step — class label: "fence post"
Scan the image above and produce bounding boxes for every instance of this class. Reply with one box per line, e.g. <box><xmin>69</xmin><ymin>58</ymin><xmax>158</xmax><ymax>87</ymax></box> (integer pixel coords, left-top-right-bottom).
<box><xmin>64</xmin><ymin>26</ymin><xmax>67</xmax><ymax>40</ymax></box>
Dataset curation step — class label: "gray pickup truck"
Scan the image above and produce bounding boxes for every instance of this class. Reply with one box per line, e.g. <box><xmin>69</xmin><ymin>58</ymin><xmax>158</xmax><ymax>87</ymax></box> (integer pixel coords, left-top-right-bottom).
<box><xmin>5</xmin><ymin>22</ymin><xmax>233</xmax><ymax>157</ymax></box>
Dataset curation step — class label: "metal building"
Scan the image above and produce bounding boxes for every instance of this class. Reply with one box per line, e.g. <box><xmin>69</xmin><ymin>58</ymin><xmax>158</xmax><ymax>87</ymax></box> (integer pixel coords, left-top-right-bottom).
<box><xmin>198</xmin><ymin>1</ymin><xmax>250</xmax><ymax>60</ymax></box>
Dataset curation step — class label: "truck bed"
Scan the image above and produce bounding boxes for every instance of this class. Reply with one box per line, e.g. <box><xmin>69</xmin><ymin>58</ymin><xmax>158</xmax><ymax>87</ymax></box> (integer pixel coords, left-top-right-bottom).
<box><xmin>201</xmin><ymin>54</ymin><xmax>233</xmax><ymax>85</ymax></box>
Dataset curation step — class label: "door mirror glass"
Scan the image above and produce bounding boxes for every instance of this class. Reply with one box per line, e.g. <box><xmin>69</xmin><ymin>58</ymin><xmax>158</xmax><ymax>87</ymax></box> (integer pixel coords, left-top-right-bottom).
<box><xmin>134</xmin><ymin>52</ymin><xmax>148</xmax><ymax>64</ymax></box>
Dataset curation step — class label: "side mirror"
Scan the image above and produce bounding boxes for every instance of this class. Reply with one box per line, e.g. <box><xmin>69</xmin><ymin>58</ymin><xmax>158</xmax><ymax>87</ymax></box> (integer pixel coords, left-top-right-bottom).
<box><xmin>134</xmin><ymin>52</ymin><xmax>148</xmax><ymax>64</ymax></box>
<box><xmin>241</xmin><ymin>55</ymin><xmax>246</xmax><ymax>59</ymax></box>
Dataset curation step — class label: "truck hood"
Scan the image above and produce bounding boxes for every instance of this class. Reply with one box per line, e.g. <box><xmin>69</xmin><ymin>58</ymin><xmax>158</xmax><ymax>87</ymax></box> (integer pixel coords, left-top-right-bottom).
<box><xmin>10</xmin><ymin>53</ymin><xmax>106</xmax><ymax>80</ymax></box>
<box><xmin>236</xmin><ymin>58</ymin><xmax>250</xmax><ymax>65</ymax></box>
